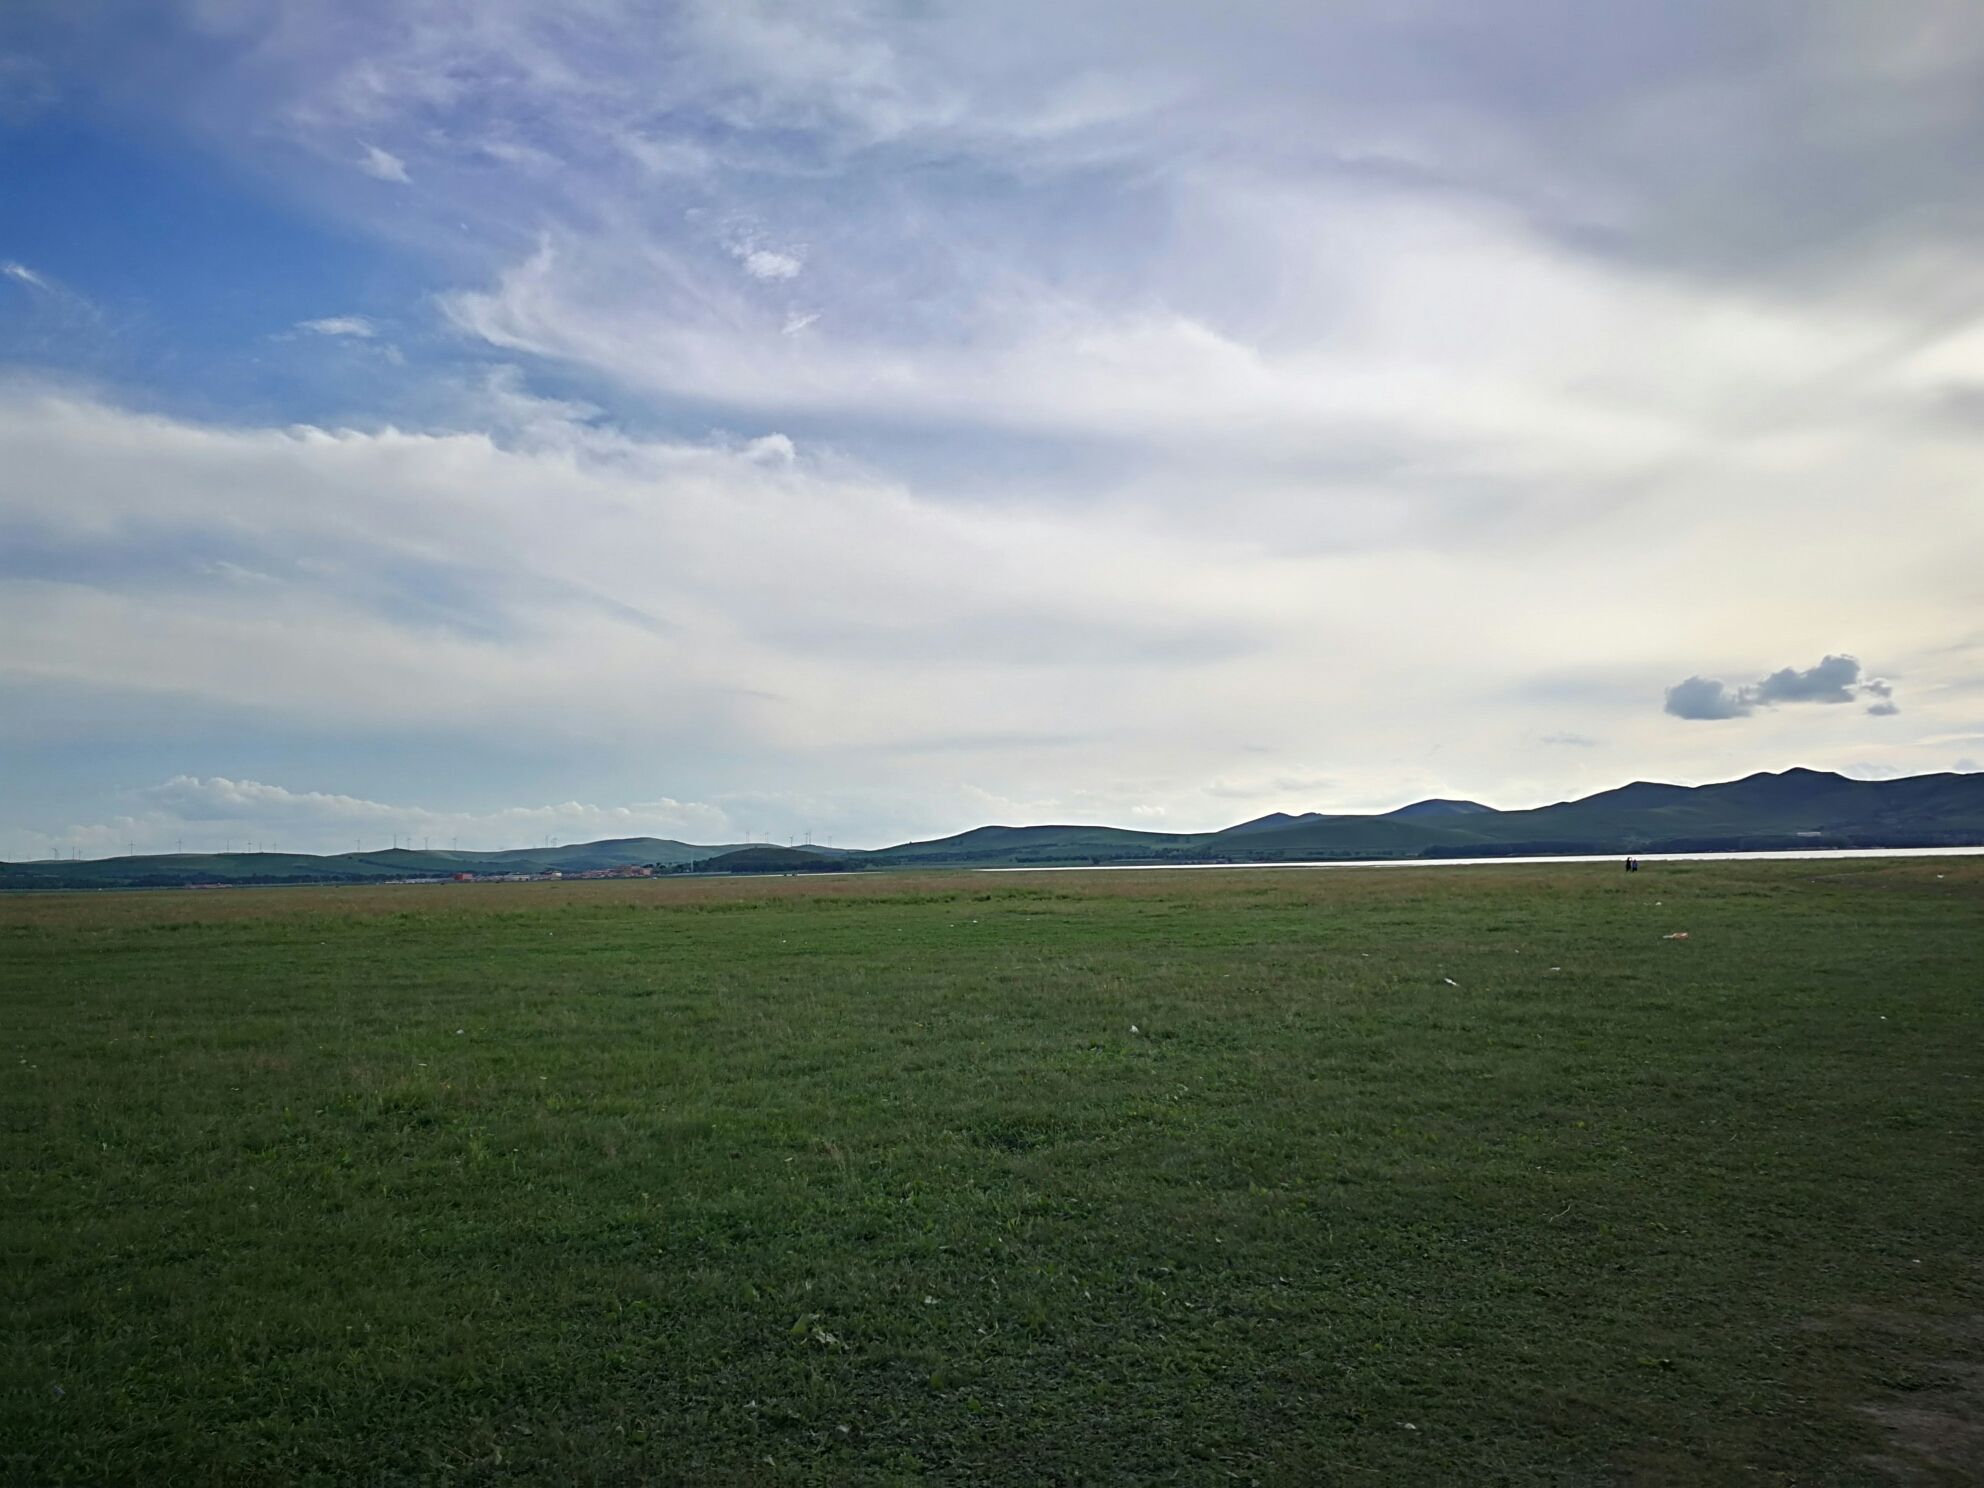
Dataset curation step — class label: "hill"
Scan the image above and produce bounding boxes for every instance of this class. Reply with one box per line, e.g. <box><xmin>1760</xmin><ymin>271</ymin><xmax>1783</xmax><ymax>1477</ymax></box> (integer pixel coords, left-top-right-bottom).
<box><xmin>695</xmin><ymin>846</ymin><xmax>848</xmax><ymax>874</ymax></box>
<box><xmin>1382</xmin><ymin>798</ymin><xmax>1494</xmax><ymax>819</ymax></box>
<box><xmin>0</xmin><ymin>836</ymin><xmax>750</xmax><ymax>892</ymax></box>
<box><xmin>1218</xmin><ymin>811</ymin><xmax>1326</xmax><ymax>837</ymax></box>
<box><xmin>865</xmin><ymin>823</ymin><xmax>1194</xmax><ymax>868</ymax></box>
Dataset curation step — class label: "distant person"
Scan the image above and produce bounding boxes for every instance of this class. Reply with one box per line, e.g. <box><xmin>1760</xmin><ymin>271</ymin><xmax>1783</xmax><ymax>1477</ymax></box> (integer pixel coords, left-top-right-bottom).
<box><xmin>1625</xmin><ymin>857</ymin><xmax>1639</xmax><ymax>873</ymax></box>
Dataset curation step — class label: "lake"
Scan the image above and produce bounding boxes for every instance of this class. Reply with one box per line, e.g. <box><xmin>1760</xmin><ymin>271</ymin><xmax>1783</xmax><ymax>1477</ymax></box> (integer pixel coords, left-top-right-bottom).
<box><xmin>982</xmin><ymin>844</ymin><xmax>1984</xmax><ymax>873</ymax></box>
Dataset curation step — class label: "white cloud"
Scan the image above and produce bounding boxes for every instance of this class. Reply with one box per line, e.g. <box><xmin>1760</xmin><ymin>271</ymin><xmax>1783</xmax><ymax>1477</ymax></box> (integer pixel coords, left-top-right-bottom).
<box><xmin>741</xmin><ymin>432</ymin><xmax>796</xmax><ymax>464</ymax></box>
<box><xmin>716</xmin><ymin>220</ymin><xmax>806</xmax><ymax>281</ymax></box>
<box><xmin>357</xmin><ymin>143</ymin><xmax>410</xmax><ymax>182</ymax></box>
<box><xmin>740</xmin><ymin>248</ymin><xmax>802</xmax><ymax>281</ymax></box>
<box><xmin>297</xmin><ymin>314</ymin><xmax>377</xmax><ymax>337</ymax></box>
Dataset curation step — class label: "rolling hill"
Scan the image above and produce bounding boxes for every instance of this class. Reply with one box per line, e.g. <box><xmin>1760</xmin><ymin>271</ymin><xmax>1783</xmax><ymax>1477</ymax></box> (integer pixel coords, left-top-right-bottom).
<box><xmin>1382</xmin><ymin>798</ymin><xmax>1494</xmax><ymax>819</ymax></box>
<box><xmin>0</xmin><ymin>837</ymin><xmax>752</xmax><ymax>892</ymax></box>
<box><xmin>696</xmin><ymin>846</ymin><xmax>847</xmax><ymax>874</ymax></box>
<box><xmin>5</xmin><ymin>768</ymin><xmax>1981</xmax><ymax>889</ymax></box>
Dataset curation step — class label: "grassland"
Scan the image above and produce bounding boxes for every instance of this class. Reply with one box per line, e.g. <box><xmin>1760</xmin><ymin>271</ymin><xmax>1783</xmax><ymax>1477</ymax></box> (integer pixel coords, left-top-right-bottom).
<box><xmin>7</xmin><ymin>860</ymin><xmax>1982</xmax><ymax>1484</ymax></box>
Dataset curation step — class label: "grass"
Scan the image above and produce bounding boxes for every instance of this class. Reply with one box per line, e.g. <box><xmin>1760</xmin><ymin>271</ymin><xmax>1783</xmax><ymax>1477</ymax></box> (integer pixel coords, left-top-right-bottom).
<box><xmin>6</xmin><ymin>859</ymin><xmax>1982</xmax><ymax>1484</ymax></box>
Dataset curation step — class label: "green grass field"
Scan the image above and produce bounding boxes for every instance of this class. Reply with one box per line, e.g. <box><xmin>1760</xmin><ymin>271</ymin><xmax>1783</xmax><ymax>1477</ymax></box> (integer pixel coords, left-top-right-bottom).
<box><xmin>7</xmin><ymin>860</ymin><xmax>1982</xmax><ymax>1484</ymax></box>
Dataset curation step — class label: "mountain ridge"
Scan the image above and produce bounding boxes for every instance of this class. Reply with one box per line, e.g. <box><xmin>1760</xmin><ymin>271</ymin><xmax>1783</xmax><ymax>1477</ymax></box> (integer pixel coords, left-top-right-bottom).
<box><xmin>6</xmin><ymin>768</ymin><xmax>1981</xmax><ymax>888</ymax></box>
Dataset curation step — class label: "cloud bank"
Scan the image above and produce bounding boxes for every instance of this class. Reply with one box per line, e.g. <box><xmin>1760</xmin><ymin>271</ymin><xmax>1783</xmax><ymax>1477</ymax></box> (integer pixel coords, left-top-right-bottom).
<box><xmin>3</xmin><ymin>1</ymin><xmax>1983</xmax><ymax>851</ymax></box>
<box><xmin>11</xmin><ymin>775</ymin><xmax>732</xmax><ymax>862</ymax></box>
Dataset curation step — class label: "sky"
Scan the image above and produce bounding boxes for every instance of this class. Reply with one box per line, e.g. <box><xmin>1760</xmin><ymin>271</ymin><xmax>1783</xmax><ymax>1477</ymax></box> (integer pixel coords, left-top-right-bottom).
<box><xmin>3</xmin><ymin>1</ymin><xmax>1983</xmax><ymax>859</ymax></box>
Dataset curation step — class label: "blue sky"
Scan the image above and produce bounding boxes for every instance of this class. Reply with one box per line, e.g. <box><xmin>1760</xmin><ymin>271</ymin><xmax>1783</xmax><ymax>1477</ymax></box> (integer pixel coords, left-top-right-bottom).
<box><xmin>3</xmin><ymin>1</ymin><xmax>1982</xmax><ymax>858</ymax></box>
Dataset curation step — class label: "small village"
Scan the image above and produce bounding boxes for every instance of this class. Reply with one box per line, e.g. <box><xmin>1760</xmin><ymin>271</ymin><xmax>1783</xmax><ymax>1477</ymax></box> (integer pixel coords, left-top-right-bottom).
<box><xmin>448</xmin><ymin>865</ymin><xmax>654</xmax><ymax>883</ymax></box>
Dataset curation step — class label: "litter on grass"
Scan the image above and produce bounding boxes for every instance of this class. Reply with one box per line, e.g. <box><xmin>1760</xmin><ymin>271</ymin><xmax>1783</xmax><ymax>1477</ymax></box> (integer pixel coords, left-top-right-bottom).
<box><xmin>1662</xmin><ymin>932</ymin><xmax>1689</xmax><ymax>940</ymax></box>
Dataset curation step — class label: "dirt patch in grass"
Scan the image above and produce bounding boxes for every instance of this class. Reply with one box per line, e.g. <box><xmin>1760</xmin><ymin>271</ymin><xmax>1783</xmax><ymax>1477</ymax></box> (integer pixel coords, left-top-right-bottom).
<box><xmin>1857</xmin><ymin>1312</ymin><xmax>1984</xmax><ymax>1483</ymax></box>
<box><xmin>1864</xmin><ymin>1375</ymin><xmax>1984</xmax><ymax>1481</ymax></box>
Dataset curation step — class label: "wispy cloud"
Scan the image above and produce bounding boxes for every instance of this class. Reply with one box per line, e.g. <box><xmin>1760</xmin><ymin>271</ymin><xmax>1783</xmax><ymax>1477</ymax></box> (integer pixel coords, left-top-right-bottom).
<box><xmin>296</xmin><ymin>314</ymin><xmax>377</xmax><ymax>337</ymax></box>
<box><xmin>2</xmin><ymin>260</ymin><xmax>54</xmax><ymax>292</ymax></box>
<box><xmin>1</xmin><ymin>258</ymin><xmax>101</xmax><ymax>321</ymax></box>
<box><xmin>1204</xmin><ymin>773</ymin><xmax>1336</xmax><ymax>801</ymax></box>
<box><xmin>0</xmin><ymin>54</ymin><xmax>59</xmax><ymax>125</ymax></box>
<box><xmin>356</xmin><ymin>143</ymin><xmax>410</xmax><ymax>183</ymax></box>
<box><xmin>718</xmin><ymin>221</ymin><xmax>806</xmax><ymax>282</ymax></box>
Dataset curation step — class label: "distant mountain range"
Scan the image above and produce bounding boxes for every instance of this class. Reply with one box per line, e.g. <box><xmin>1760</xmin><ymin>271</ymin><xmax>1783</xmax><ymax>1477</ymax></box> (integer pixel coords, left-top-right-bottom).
<box><xmin>5</xmin><ymin>768</ymin><xmax>1982</xmax><ymax>890</ymax></box>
